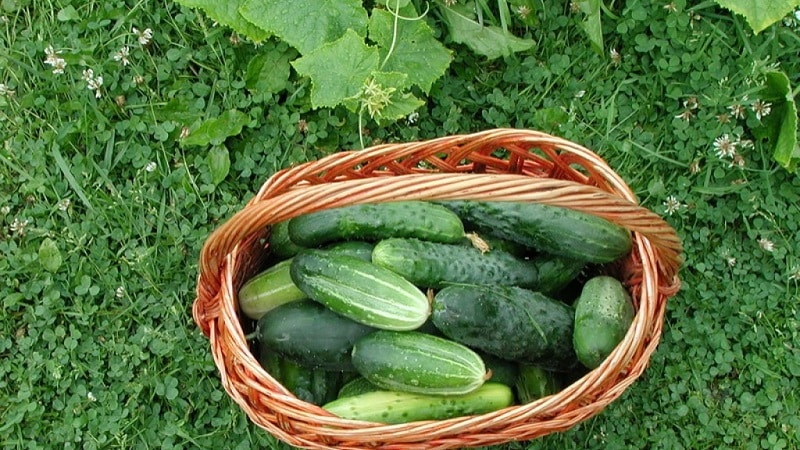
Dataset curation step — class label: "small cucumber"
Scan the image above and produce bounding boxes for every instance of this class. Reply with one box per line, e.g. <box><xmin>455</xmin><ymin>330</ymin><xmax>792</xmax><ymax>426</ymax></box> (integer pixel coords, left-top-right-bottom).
<box><xmin>372</xmin><ymin>238</ymin><xmax>540</xmax><ymax>289</ymax></box>
<box><xmin>238</xmin><ymin>241</ymin><xmax>375</xmax><ymax>320</ymax></box>
<box><xmin>514</xmin><ymin>365</ymin><xmax>561</xmax><ymax>404</ymax></box>
<box><xmin>258</xmin><ymin>350</ymin><xmax>343</xmax><ymax>406</ymax></box>
<box><xmin>440</xmin><ymin>200</ymin><xmax>632</xmax><ymax>263</ymax></box>
<box><xmin>322</xmin><ymin>382</ymin><xmax>514</xmax><ymax>424</ymax></box>
<box><xmin>288</xmin><ymin>200</ymin><xmax>465</xmax><ymax>247</ymax></box>
<box><xmin>268</xmin><ymin>220</ymin><xmax>306</xmax><ymax>259</ymax></box>
<box><xmin>351</xmin><ymin>330</ymin><xmax>488</xmax><ymax>396</ymax></box>
<box><xmin>256</xmin><ymin>300</ymin><xmax>375</xmax><ymax>371</ymax></box>
<box><xmin>290</xmin><ymin>250</ymin><xmax>430</xmax><ymax>331</ymax></box>
<box><xmin>432</xmin><ymin>284</ymin><xmax>577</xmax><ymax>370</ymax></box>
<box><xmin>573</xmin><ymin>276</ymin><xmax>635</xmax><ymax>369</ymax></box>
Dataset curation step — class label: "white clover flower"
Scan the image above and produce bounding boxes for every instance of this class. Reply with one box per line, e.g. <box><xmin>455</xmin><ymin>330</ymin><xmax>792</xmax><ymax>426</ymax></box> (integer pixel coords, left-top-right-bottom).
<box><xmin>0</xmin><ymin>205</ymin><xmax>10</xmax><ymax>216</ymax></box>
<box><xmin>44</xmin><ymin>45</ymin><xmax>67</xmax><ymax>74</ymax></box>
<box><xmin>87</xmin><ymin>392</ymin><xmax>97</xmax><ymax>402</ymax></box>
<box><xmin>751</xmin><ymin>99</ymin><xmax>772</xmax><ymax>120</ymax></box>
<box><xmin>728</xmin><ymin>103</ymin><xmax>746</xmax><ymax>119</ymax></box>
<box><xmin>662</xmin><ymin>195</ymin><xmax>683</xmax><ymax>216</ymax></box>
<box><xmin>57</xmin><ymin>198</ymin><xmax>71</xmax><ymax>211</ymax></box>
<box><xmin>113</xmin><ymin>46</ymin><xmax>131</xmax><ymax>66</ymax></box>
<box><xmin>713</xmin><ymin>134</ymin><xmax>737</xmax><ymax>159</ymax></box>
<box><xmin>758</xmin><ymin>238</ymin><xmax>775</xmax><ymax>252</ymax></box>
<box><xmin>674</xmin><ymin>110</ymin><xmax>693</xmax><ymax>121</ymax></box>
<box><xmin>790</xmin><ymin>266</ymin><xmax>800</xmax><ymax>281</ymax></box>
<box><xmin>115</xmin><ymin>286</ymin><xmax>126</xmax><ymax>298</ymax></box>
<box><xmin>610</xmin><ymin>48</ymin><xmax>621</xmax><ymax>64</ymax></box>
<box><xmin>406</xmin><ymin>112</ymin><xmax>419</xmax><ymax>125</ymax></box>
<box><xmin>516</xmin><ymin>5</ymin><xmax>531</xmax><ymax>19</ymax></box>
<box><xmin>726</xmin><ymin>256</ymin><xmax>736</xmax><ymax>267</ymax></box>
<box><xmin>0</xmin><ymin>83</ymin><xmax>14</xmax><ymax>97</ymax></box>
<box><xmin>145</xmin><ymin>161</ymin><xmax>157</xmax><ymax>172</ymax></box>
<box><xmin>9</xmin><ymin>217</ymin><xmax>30</xmax><ymax>236</ymax></box>
<box><xmin>82</xmin><ymin>69</ymin><xmax>103</xmax><ymax>98</ymax></box>
<box><xmin>132</xmin><ymin>27</ymin><xmax>153</xmax><ymax>46</ymax></box>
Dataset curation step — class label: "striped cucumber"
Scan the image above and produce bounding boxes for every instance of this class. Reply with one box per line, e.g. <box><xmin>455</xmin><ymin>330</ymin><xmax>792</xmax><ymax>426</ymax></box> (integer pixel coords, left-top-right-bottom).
<box><xmin>287</xmin><ymin>200</ymin><xmax>465</xmax><ymax>247</ymax></box>
<box><xmin>440</xmin><ymin>200</ymin><xmax>632</xmax><ymax>263</ymax></box>
<box><xmin>289</xmin><ymin>250</ymin><xmax>430</xmax><ymax>331</ymax></box>
<box><xmin>351</xmin><ymin>330</ymin><xmax>488</xmax><ymax>395</ymax></box>
<box><xmin>322</xmin><ymin>382</ymin><xmax>514</xmax><ymax>424</ymax></box>
<box><xmin>371</xmin><ymin>238</ymin><xmax>540</xmax><ymax>289</ymax></box>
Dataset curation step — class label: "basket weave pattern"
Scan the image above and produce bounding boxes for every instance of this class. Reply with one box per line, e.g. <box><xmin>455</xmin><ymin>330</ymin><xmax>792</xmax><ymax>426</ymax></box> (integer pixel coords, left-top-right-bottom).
<box><xmin>194</xmin><ymin>129</ymin><xmax>682</xmax><ymax>449</ymax></box>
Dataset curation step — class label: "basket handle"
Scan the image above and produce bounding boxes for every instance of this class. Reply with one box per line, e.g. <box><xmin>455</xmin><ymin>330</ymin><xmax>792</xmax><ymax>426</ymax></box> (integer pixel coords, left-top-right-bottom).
<box><xmin>193</xmin><ymin>173</ymin><xmax>682</xmax><ymax>337</ymax></box>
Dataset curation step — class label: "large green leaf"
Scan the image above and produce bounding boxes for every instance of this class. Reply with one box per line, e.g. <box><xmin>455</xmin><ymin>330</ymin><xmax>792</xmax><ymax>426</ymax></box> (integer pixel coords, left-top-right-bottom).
<box><xmin>291</xmin><ymin>29</ymin><xmax>380</xmax><ymax>109</ymax></box>
<box><xmin>576</xmin><ymin>0</ymin><xmax>603</xmax><ymax>55</ymax></box>
<box><xmin>175</xmin><ymin>0</ymin><xmax>270</xmax><ymax>42</ymax></box>
<box><xmin>369</xmin><ymin>8</ymin><xmax>452</xmax><ymax>93</ymax></box>
<box><xmin>182</xmin><ymin>110</ymin><xmax>251</xmax><ymax>147</ymax></box>
<box><xmin>244</xmin><ymin>45</ymin><xmax>296</xmax><ymax>95</ymax></box>
<box><xmin>714</xmin><ymin>0</ymin><xmax>800</xmax><ymax>34</ymax></box>
<box><xmin>239</xmin><ymin>0</ymin><xmax>368</xmax><ymax>55</ymax></box>
<box><xmin>439</xmin><ymin>4</ymin><xmax>534</xmax><ymax>60</ymax></box>
<box><xmin>753</xmin><ymin>71</ymin><xmax>799</xmax><ymax>173</ymax></box>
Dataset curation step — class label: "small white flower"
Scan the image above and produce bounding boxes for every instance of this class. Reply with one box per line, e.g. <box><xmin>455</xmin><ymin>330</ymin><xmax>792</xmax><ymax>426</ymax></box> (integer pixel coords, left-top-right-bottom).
<box><xmin>713</xmin><ymin>134</ymin><xmax>737</xmax><ymax>159</ymax></box>
<box><xmin>0</xmin><ymin>83</ymin><xmax>14</xmax><ymax>97</ymax></box>
<box><xmin>180</xmin><ymin>126</ymin><xmax>190</xmax><ymax>140</ymax></box>
<box><xmin>133</xmin><ymin>74</ymin><xmax>145</xmax><ymax>86</ymax></box>
<box><xmin>0</xmin><ymin>205</ymin><xmax>10</xmax><ymax>216</ymax></box>
<box><xmin>675</xmin><ymin>110</ymin><xmax>693</xmax><ymax>121</ymax></box>
<box><xmin>113</xmin><ymin>46</ymin><xmax>131</xmax><ymax>66</ymax></box>
<box><xmin>610</xmin><ymin>48</ymin><xmax>621</xmax><ymax>64</ymax></box>
<box><xmin>145</xmin><ymin>161</ymin><xmax>157</xmax><ymax>172</ymax></box>
<box><xmin>82</xmin><ymin>69</ymin><xmax>94</xmax><ymax>82</ymax></box>
<box><xmin>663</xmin><ymin>195</ymin><xmax>683</xmax><ymax>216</ymax></box>
<box><xmin>751</xmin><ymin>99</ymin><xmax>772</xmax><ymax>120</ymax></box>
<box><xmin>57</xmin><ymin>198</ymin><xmax>71</xmax><ymax>211</ymax></box>
<box><xmin>758</xmin><ymin>238</ymin><xmax>775</xmax><ymax>252</ymax></box>
<box><xmin>44</xmin><ymin>45</ymin><xmax>67</xmax><ymax>74</ymax></box>
<box><xmin>790</xmin><ymin>266</ymin><xmax>800</xmax><ymax>281</ymax></box>
<box><xmin>726</xmin><ymin>256</ymin><xmax>736</xmax><ymax>267</ymax></box>
<box><xmin>115</xmin><ymin>286</ymin><xmax>126</xmax><ymax>298</ymax></box>
<box><xmin>574</xmin><ymin>90</ymin><xmax>586</xmax><ymax>98</ymax></box>
<box><xmin>728</xmin><ymin>103</ymin><xmax>746</xmax><ymax>119</ymax></box>
<box><xmin>132</xmin><ymin>27</ymin><xmax>153</xmax><ymax>46</ymax></box>
<box><xmin>664</xmin><ymin>2</ymin><xmax>678</xmax><ymax>12</ymax></box>
<box><xmin>406</xmin><ymin>112</ymin><xmax>419</xmax><ymax>125</ymax></box>
<box><xmin>87</xmin><ymin>392</ymin><xmax>97</xmax><ymax>402</ymax></box>
<box><xmin>516</xmin><ymin>5</ymin><xmax>532</xmax><ymax>19</ymax></box>
<box><xmin>9</xmin><ymin>217</ymin><xmax>30</xmax><ymax>236</ymax></box>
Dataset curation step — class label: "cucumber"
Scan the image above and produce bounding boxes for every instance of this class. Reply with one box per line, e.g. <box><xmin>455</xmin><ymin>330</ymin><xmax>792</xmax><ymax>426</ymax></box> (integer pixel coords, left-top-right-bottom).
<box><xmin>238</xmin><ymin>241</ymin><xmax>375</xmax><ymax>320</ymax></box>
<box><xmin>532</xmin><ymin>254</ymin><xmax>586</xmax><ymax>295</ymax></box>
<box><xmin>258</xmin><ymin>350</ymin><xmax>343</xmax><ymax>406</ymax></box>
<box><xmin>322</xmin><ymin>382</ymin><xmax>514</xmax><ymax>424</ymax></box>
<box><xmin>432</xmin><ymin>284</ymin><xmax>577</xmax><ymax>370</ymax></box>
<box><xmin>351</xmin><ymin>330</ymin><xmax>488</xmax><ymax>395</ymax></box>
<box><xmin>440</xmin><ymin>200</ymin><xmax>632</xmax><ymax>263</ymax></box>
<box><xmin>268</xmin><ymin>220</ymin><xmax>305</xmax><ymax>259</ymax></box>
<box><xmin>256</xmin><ymin>300</ymin><xmax>375</xmax><ymax>371</ymax></box>
<box><xmin>573</xmin><ymin>275</ymin><xmax>635</xmax><ymax>369</ymax></box>
<box><xmin>290</xmin><ymin>250</ymin><xmax>430</xmax><ymax>331</ymax></box>
<box><xmin>514</xmin><ymin>365</ymin><xmax>561</xmax><ymax>404</ymax></box>
<box><xmin>288</xmin><ymin>200</ymin><xmax>465</xmax><ymax>247</ymax></box>
<box><xmin>336</xmin><ymin>376</ymin><xmax>381</xmax><ymax>399</ymax></box>
<box><xmin>371</xmin><ymin>238</ymin><xmax>540</xmax><ymax>289</ymax></box>
<box><xmin>480</xmin><ymin>352</ymin><xmax>519</xmax><ymax>388</ymax></box>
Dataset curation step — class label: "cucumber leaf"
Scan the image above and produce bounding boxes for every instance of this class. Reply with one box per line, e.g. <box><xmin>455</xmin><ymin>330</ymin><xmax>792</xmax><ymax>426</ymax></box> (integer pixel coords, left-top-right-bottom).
<box><xmin>244</xmin><ymin>45</ymin><xmax>296</xmax><ymax>95</ymax></box>
<box><xmin>182</xmin><ymin>110</ymin><xmax>250</xmax><ymax>147</ymax></box>
<box><xmin>576</xmin><ymin>0</ymin><xmax>603</xmax><ymax>55</ymax></box>
<box><xmin>239</xmin><ymin>0</ymin><xmax>368</xmax><ymax>55</ymax></box>
<box><xmin>439</xmin><ymin>4</ymin><xmax>534</xmax><ymax>60</ymax></box>
<box><xmin>752</xmin><ymin>71</ymin><xmax>799</xmax><ymax>173</ymax></box>
<box><xmin>713</xmin><ymin>0</ymin><xmax>800</xmax><ymax>34</ymax></box>
<box><xmin>369</xmin><ymin>8</ymin><xmax>452</xmax><ymax>93</ymax></box>
<box><xmin>291</xmin><ymin>29</ymin><xmax>380</xmax><ymax>109</ymax></box>
<box><xmin>175</xmin><ymin>0</ymin><xmax>270</xmax><ymax>42</ymax></box>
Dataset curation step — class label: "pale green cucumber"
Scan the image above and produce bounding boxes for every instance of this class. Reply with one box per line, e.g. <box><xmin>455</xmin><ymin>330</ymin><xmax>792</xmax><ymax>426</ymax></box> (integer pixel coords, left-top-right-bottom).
<box><xmin>573</xmin><ymin>275</ymin><xmax>635</xmax><ymax>369</ymax></box>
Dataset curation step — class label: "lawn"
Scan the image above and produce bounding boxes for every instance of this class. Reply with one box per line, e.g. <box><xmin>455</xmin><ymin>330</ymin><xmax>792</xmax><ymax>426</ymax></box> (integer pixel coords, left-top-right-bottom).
<box><xmin>1</xmin><ymin>1</ymin><xmax>799</xmax><ymax>449</ymax></box>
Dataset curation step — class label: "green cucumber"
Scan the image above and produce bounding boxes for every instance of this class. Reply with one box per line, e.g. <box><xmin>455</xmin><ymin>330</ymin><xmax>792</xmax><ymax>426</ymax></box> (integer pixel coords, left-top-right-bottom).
<box><xmin>532</xmin><ymin>254</ymin><xmax>586</xmax><ymax>295</ymax></box>
<box><xmin>238</xmin><ymin>241</ymin><xmax>375</xmax><ymax>320</ymax></box>
<box><xmin>256</xmin><ymin>300</ymin><xmax>375</xmax><ymax>371</ymax></box>
<box><xmin>371</xmin><ymin>238</ymin><xmax>540</xmax><ymax>289</ymax></box>
<box><xmin>268</xmin><ymin>220</ymin><xmax>305</xmax><ymax>259</ymax></box>
<box><xmin>351</xmin><ymin>330</ymin><xmax>488</xmax><ymax>395</ymax></box>
<box><xmin>573</xmin><ymin>276</ymin><xmax>635</xmax><ymax>369</ymax></box>
<box><xmin>258</xmin><ymin>350</ymin><xmax>343</xmax><ymax>406</ymax></box>
<box><xmin>514</xmin><ymin>365</ymin><xmax>561</xmax><ymax>404</ymax></box>
<box><xmin>432</xmin><ymin>284</ymin><xmax>577</xmax><ymax>370</ymax></box>
<box><xmin>290</xmin><ymin>250</ymin><xmax>430</xmax><ymax>331</ymax></box>
<box><xmin>287</xmin><ymin>200</ymin><xmax>465</xmax><ymax>247</ymax></box>
<box><xmin>322</xmin><ymin>382</ymin><xmax>514</xmax><ymax>424</ymax></box>
<box><xmin>336</xmin><ymin>376</ymin><xmax>381</xmax><ymax>399</ymax></box>
<box><xmin>480</xmin><ymin>352</ymin><xmax>519</xmax><ymax>388</ymax></box>
<box><xmin>440</xmin><ymin>200</ymin><xmax>632</xmax><ymax>263</ymax></box>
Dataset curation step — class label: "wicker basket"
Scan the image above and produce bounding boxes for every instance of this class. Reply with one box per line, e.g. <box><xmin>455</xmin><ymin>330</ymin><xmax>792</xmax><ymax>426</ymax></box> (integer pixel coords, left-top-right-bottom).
<box><xmin>193</xmin><ymin>128</ymin><xmax>683</xmax><ymax>450</ymax></box>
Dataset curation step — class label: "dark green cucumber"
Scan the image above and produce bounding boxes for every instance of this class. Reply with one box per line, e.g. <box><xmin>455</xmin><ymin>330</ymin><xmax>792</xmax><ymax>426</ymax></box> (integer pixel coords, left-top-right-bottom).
<box><xmin>290</xmin><ymin>250</ymin><xmax>430</xmax><ymax>331</ymax></box>
<box><xmin>479</xmin><ymin>352</ymin><xmax>519</xmax><ymax>387</ymax></box>
<box><xmin>322</xmin><ymin>382</ymin><xmax>514</xmax><ymax>424</ymax></box>
<box><xmin>573</xmin><ymin>276</ymin><xmax>635</xmax><ymax>369</ymax></box>
<box><xmin>532</xmin><ymin>254</ymin><xmax>586</xmax><ymax>295</ymax></box>
<box><xmin>238</xmin><ymin>241</ymin><xmax>375</xmax><ymax>320</ymax></box>
<box><xmin>371</xmin><ymin>238</ymin><xmax>540</xmax><ymax>289</ymax></box>
<box><xmin>256</xmin><ymin>300</ymin><xmax>375</xmax><ymax>371</ymax></box>
<box><xmin>440</xmin><ymin>200</ymin><xmax>632</xmax><ymax>263</ymax></box>
<box><xmin>268</xmin><ymin>220</ymin><xmax>306</xmax><ymax>259</ymax></box>
<box><xmin>336</xmin><ymin>376</ymin><xmax>381</xmax><ymax>399</ymax></box>
<box><xmin>351</xmin><ymin>330</ymin><xmax>488</xmax><ymax>395</ymax></box>
<box><xmin>514</xmin><ymin>365</ymin><xmax>561</xmax><ymax>404</ymax></box>
<box><xmin>258</xmin><ymin>350</ymin><xmax>343</xmax><ymax>406</ymax></box>
<box><xmin>288</xmin><ymin>200</ymin><xmax>465</xmax><ymax>247</ymax></box>
<box><xmin>432</xmin><ymin>284</ymin><xmax>577</xmax><ymax>370</ymax></box>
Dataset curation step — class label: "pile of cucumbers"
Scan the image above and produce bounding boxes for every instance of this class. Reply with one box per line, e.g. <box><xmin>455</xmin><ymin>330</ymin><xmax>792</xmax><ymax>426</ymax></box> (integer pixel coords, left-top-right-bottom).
<box><xmin>239</xmin><ymin>200</ymin><xmax>636</xmax><ymax>424</ymax></box>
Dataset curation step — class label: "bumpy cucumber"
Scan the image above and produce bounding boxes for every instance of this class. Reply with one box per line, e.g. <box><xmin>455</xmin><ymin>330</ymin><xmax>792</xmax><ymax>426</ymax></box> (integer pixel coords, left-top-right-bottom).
<box><xmin>371</xmin><ymin>238</ymin><xmax>539</xmax><ymax>289</ymax></box>
<box><xmin>351</xmin><ymin>330</ymin><xmax>488</xmax><ymax>395</ymax></box>
<box><xmin>440</xmin><ymin>200</ymin><xmax>632</xmax><ymax>263</ymax></box>
<box><xmin>238</xmin><ymin>241</ymin><xmax>375</xmax><ymax>320</ymax></box>
<box><xmin>573</xmin><ymin>275</ymin><xmax>635</xmax><ymax>369</ymax></box>
<box><xmin>290</xmin><ymin>250</ymin><xmax>430</xmax><ymax>331</ymax></box>
<box><xmin>432</xmin><ymin>284</ymin><xmax>577</xmax><ymax>370</ymax></box>
<box><xmin>256</xmin><ymin>300</ymin><xmax>375</xmax><ymax>371</ymax></box>
<box><xmin>322</xmin><ymin>382</ymin><xmax>514</xmax><ymax>424</ymax></box>
<box><xmin>514</xmin><ymin>365</ymin><xmax>561</xmax><ymax>404</ymax></box>
<box><xmin>288</xmin><ymin>200</ymin><xmax>465</xmax><ymax>247</ymax></box>
<box><xmin>258</xmin><ymin>350</ymin><xmax>343</xmax><ymax>406</ymax></box>
<box><xmin>268</xmin><ymin>220</ymin><xmax>306</xmax><ymax>259</ymax></box>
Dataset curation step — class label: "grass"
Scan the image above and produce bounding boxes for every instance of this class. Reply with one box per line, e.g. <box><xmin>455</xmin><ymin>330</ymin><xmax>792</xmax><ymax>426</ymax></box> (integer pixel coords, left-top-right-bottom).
<box><xmin>1</xmin><ymin>0</ymin><xmax>799</xmax><ymax>449</ymax></box>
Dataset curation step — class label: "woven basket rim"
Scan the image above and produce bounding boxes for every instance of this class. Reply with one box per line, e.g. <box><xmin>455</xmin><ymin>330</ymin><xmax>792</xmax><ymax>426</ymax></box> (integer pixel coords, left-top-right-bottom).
<box><xmin>193</xmin><ymin>128</ymin><xmax>683</xmax><ymax>450</ymax></box>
